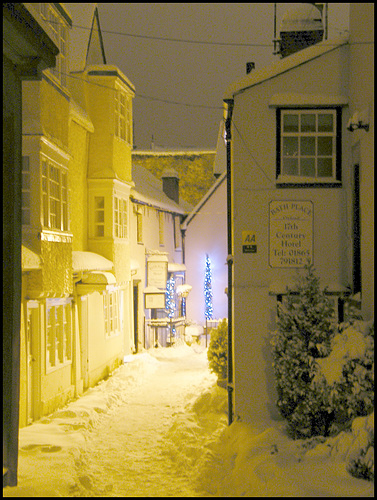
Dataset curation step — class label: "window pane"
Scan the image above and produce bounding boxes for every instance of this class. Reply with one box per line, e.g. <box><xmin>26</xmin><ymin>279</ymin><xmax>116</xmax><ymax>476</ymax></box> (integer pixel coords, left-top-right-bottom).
<box><xmin>300</xmin><ymin>137</ymin><xmax>315</xmax><ymax>156</ymax></box>
<box><xmin>283</xmin><ymin>113</ymin><xmax>298</xmax><ymax>132</ymax></box>
<box><xmin>282</xmin><ymin>158</ymin><xmax>298</xmax><ymax>176</ymax></box>
<box><xmin>318</xmin><ymin>113</ymin><xmax>334</xmax><ymax>132</ymax></box>
<box><xmin>318</xmin><ymin>137</ymin><xmax>333</xmax><ymax>156</ymax></box>
<box><xmin>300</xmin><ymin>158</ymin><xmax>315</xmax><ymax>177</ymax></box>
<box><xmin>96</xmin><ymin>225</ymin><xmax>104</xmax><ymax>237</ymax></box>
<box><xmin>318</xmin><ymin>158</ymin><xmax>333</xmax><ymax>177</ymax></box>
<box><xmin>95</xmin><ymin>197</ymin><xmax>104</xmax><ymax>209</ymax></box>
<box><xmin>283</xmin><ymin>137</ymin><xmax>298</xmax><ymax>156</ymax></box>
<box><xmin>301</xmin><ymin>113</ymin><xmax>316</xmax><ymax>132</ymax></box>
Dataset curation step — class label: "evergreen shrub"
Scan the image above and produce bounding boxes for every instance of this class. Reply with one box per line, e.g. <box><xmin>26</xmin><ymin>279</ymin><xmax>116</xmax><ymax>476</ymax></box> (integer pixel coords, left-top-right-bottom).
<box><xmin>271</xmin><ymin>264</ymin><xmax>374</xmax><ymax>448</ymax></box>
<box><xmin>207</xmin><ymin>318</ymin><xmax>228</xmax><ymax>380</ymax></box>
<box><xmin>271</xmin><ymin>265</ymin><xmax>337</xmax><ymax>438</ymax></box>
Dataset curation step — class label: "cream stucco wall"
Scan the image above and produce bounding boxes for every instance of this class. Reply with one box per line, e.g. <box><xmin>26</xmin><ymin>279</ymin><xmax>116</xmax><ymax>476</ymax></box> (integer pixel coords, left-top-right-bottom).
<box><xmin>229</xmin><ymin>41</ymin><xmax>353</xmax><ymax>423</ymax></box>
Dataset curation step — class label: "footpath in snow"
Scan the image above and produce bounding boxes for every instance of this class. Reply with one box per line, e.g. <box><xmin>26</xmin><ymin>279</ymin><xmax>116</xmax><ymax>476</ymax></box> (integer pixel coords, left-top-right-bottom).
<box><xmin>3</xmin><ymin>342</ymin><xmax>374</xmax><ymax>497</ymax></box>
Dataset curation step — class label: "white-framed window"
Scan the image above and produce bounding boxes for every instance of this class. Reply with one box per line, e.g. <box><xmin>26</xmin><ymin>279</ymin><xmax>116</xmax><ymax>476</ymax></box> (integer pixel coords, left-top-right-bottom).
<box><xmin>115</xmin><ymin>88</ymin><xmax>132</xmax><ymax>145</ymax></box>
<box><xmin>40</xmin><ymin>4</ymin><xmax>69</xmax><ymax>89</ymax></box>
<box><xmin>103</xmin><ymin>290</ymin><xmax>119</xmax><ymax>337</ymax></box>
<box><xmin>46</xmin><ymin>299</ymin><xmax>72</xmax><ymax>372</ymax></box>
<box><xmin>114</xmin><ymin>196</ymin><xmax>128</xmax><ymax>239</ymax></box>
<box><xmin>94</xmin><ymin>196</ymin><xmax>105</xmax><ymax>237</ymax></box>
<box><xmin>174</xmin><ymin>215</ymin><xmax>182</xmax><ymax>250</ymax></box>
<box><xmin>158</xmin><ymin>212</ymin><xmax>164</xmax><ymax>246</ymax></box>
<box><xmin>41</xmin><ymin>155</ymin><xmax>69</xmax><ymax>231</ymax></box>
<box><xmin>136</xmin><ymin>207</ymin><xmax>143</xmax><ymax>244</ymax></box>
<box><xmin>22</xmin><ymin>156</ymin><xmax>31</xmax><ymax>225</ymax></box>
<box><xmin>277</xmin><ymin>109</ymin><xmax>340</xmax><ymax>183</ymax></box>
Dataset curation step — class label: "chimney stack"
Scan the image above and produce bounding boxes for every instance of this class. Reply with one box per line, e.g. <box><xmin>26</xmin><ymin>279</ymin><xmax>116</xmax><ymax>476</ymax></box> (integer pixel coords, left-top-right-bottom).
<box><xmin>161</xmin><ymin>168</ymin><xmax>179</xmax><ymax>204</ymax></box>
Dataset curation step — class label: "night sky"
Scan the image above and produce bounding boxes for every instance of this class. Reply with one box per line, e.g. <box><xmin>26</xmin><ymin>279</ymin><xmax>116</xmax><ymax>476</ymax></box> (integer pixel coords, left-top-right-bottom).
<box><xmin>67</xmin><ymin>3</ymin><xmax>349</xmax><ymax>151</ymax></box>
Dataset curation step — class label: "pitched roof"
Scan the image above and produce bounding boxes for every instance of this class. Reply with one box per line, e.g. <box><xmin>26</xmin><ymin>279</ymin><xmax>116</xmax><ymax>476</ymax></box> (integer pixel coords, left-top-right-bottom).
<box><xmin>131</xmin><ymin>163</ymin><xmax>192</xmax><ymax>214</ymax></box>
<box><xmin>224</xmin><ymin>34</ymin><xmax>349</xmax><ymax>99</ymax></box>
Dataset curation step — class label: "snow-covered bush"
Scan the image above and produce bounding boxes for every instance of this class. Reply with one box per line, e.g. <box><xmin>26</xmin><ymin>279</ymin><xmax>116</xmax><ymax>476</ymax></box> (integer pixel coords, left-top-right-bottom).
<box><xmin>271</xmin><ymin>265</ymin><xmax>337</xmax><ymax>438</ymax></box>
<box><xmin>313</xmin><ymin>321</ymin><xmax>374</xmax><ymax>435</ymax></box>
<box><xmin>207</xmin><ymin>319</ymin><xmax>228</xmax><ymax>380</ymax></box>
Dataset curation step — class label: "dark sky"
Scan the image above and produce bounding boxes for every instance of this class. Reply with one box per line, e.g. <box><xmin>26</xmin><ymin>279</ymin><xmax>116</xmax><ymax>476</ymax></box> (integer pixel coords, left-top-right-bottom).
<box><xmin>68</xmin><ymin>3</ymin><xmax>349</xmax><ymax>151</ymax></box>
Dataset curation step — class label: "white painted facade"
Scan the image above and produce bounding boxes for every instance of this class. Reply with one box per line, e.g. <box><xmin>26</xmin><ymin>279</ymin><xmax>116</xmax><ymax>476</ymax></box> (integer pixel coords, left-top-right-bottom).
<box><xmin>183</xmin><ymin>171</ymin><xmax>228</xmax><ymax>325</ymax></box>
<box><xmin>224</xmin><ymin>4</ymin><xmax>374</xmax><ymax>424</ymax></box>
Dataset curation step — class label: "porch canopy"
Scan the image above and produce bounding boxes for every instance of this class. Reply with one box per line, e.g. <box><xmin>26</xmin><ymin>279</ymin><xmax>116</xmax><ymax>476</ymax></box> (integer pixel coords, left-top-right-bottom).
<box><xmin>72</xmin><ymin>251</ymin><xmax>113</xmax><ymax>272</ymax></box>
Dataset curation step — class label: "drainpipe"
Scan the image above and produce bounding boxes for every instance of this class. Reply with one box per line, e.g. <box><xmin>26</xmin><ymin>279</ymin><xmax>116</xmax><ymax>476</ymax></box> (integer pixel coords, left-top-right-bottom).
<box><xmin>224</xmin><ymin>98</ymin><xmax>234</xmax><ymax>425</ymax></box>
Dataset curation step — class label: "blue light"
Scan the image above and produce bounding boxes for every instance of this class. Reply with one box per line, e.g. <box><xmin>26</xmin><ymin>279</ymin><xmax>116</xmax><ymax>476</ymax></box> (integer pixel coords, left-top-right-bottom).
<box><xmin>204</xmin><ymin>254</ymin><xmax>213</xmax><ymax>320</ymax></box>
<box><xmin>166</xmin><ymin>275</ymin><xmax>176</xmax><ymax>318</ymax></box>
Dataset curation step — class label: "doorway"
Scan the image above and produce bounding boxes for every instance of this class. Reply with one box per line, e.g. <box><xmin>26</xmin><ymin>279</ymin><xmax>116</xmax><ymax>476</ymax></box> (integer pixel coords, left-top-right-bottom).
<box><xmin>26</xmin><ymin>303</ymin><xmax>39</xmax><ymax>424</ymax></box>
<box><xmin>133</xmin><ymin>283</ymin><xmax>139</xmax><ymax>353</ymax></box>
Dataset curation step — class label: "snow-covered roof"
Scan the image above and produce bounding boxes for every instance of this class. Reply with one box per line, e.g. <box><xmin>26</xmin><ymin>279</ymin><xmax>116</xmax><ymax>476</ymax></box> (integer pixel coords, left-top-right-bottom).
<box><xmin>81</xmin><ymin>271</ymin><xmax>116</xmax><ymax>285</ymax></box>
<box><xmin>168</xmin><ymin>263</ymin><xmax>186</xmax><ymax>273</ymax></box>
<box><xmin>224</xmin><ymin>34</ymin><xmax>349</xmax><ymax>100</ymax></box>
<box><xmin>72</xmin><ymin>251</ymin><xmax>113</xmax><ymax>272</ymax></box>
<box><xmin>131</xmin><ymin>163</ymin><xmax>192</xmax><ymax>214</ymax></box>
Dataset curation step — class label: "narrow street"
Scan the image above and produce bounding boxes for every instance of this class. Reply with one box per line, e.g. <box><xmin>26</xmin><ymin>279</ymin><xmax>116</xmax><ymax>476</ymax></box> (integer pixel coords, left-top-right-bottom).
<box><xmin>71</xmin><ymin>345</ymin><xmax>222</xmax><ymax>497</ymax></box>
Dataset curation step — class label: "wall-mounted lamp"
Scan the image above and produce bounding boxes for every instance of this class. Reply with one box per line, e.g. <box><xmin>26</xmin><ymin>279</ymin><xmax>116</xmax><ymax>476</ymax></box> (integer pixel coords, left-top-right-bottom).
<box><xmin>347</xmin><ymin>109</ymin><xmax>370</xmax><ymax>132</ymax></box>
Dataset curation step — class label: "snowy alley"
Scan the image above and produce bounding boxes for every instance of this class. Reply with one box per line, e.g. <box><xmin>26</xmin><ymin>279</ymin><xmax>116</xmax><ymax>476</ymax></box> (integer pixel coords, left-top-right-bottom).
<box><xmin>4</xmin><ymin>343</ymin><xmax>374</xmax><ymax>497</ymax></box>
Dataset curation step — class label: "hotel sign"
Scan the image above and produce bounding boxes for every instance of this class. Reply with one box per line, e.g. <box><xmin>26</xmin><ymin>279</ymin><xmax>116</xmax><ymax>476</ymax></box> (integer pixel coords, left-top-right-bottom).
<box><xmin>269</xmin><ymin>201</ymin><xmax>313</xmax><ymax>268</ymax></box>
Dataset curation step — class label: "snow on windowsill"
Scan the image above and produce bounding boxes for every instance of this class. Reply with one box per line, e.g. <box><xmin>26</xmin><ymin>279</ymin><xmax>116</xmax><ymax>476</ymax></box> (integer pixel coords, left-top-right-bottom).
<box><xmin>276</xmin><ymin>175</ymin><xmax>342</xmax><ymax>185</ymax></box>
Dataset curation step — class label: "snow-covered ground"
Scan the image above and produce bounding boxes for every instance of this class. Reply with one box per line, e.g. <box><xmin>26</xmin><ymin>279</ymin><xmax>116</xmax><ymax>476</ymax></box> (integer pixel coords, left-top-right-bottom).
<box><xmin>3</xmin><ymin>342</ymin><xmax>374</xmax><ymax>497</ymax></box>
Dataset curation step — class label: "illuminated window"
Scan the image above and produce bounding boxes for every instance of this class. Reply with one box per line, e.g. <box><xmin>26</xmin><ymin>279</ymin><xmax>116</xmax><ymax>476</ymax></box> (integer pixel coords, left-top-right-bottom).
<box><xmin>136</xmin><ymin>207</ymin><xmax>143</xmax><ymax>244</ymax></box>
<box><xmin>114</xmin><ymin>196</ymin><xmax>128</xmax><ymax>238</ymax></box>
<box><xmin>174</xmin><ymin>215</ymin><xmax>182</xmax><ymax>250</ymax></box>
<box><xmin>277</xmin><ymin>109</ymin><xmax>340</xmax><ymax>183</ymax></box>
<box><xmin>40</xmin><ymin>155</ymin><xmax>69</xmax><ymax>231</ymax></box>
<box><xmin>41</xmin><ymin>4</ymin><xmax>69</xmax><ymax>89</ymax></box>
<box><xmin>22</xmin><ymin>156</ymin><xmax>31</xmax><ymax>225</ymax></box>
<box><xmin>158</xmin><ymin>212</ymin><xmax>164</xmax><ymax>246</ymax></box>
<box><xmin>103</xmin><ymin>290</ymin><xmax>119</xmax><ymax>337</ymax></box>
<box><xmin>94</xmin><ymin>196</ymin><xmax>105</xmax><ymax>237</ymax></box>
<box><xmin>46</xmin><ymin>300</ymin><xmax>72</xmax><ymax>371</ymax></box>
<box><xmin>115</xmin><ymin>88</ymin><xmax>132</xmax><ymax>145</ymax></box>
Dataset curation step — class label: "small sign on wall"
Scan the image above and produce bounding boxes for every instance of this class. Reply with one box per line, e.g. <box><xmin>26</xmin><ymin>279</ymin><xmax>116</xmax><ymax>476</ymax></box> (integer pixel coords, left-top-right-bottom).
<box><xmin>147</xmin><ymin>259</ymin><xmax>168</xmax><ymax>288</ymax></box>
<box><xmin>144</xmin><ymin>287</ymin><xmax>166</xmax><ymax>309</ymax></box>
<box><xmin>269</xmin><ymin>200</ymin><xmax>313</xmax><ymax>268</ymax></box>
<box><xmin>242</xmin><ymin>231</ymin><xmax>257</xmax><ymax>254</ymax></box>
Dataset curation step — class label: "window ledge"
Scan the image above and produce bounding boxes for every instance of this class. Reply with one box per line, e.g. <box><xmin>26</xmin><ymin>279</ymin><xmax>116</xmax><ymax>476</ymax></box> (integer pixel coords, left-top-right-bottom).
<box><xmin>276</xmin><ymin>177</ymin><xmax>342</xmax><ymax>189</ymax></box>
<box><xmin>39</xmin><ymin>230</ymin><xmax>73</xmax><ymax>242</ymax></box>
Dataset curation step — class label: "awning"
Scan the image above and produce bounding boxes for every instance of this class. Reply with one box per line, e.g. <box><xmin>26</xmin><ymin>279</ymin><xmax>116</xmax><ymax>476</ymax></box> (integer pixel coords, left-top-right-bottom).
<box><xmin>176</xmin><ymin>284</ymin><xmax>192</xmax><ymax>297</ymax></box>
<box><xmin>22</xmin><ymin>245</ymin><xmax>41</xmax><ymax>271</ymax></box>
<box><xmin>72</xmin><ymin>251</ymin><xmax>113</xmax><ymax>272</ymax></box>
<box><xmin>81</xmin><ymin>271</ymin><xmax>116</xmax><ymax>285</ymax></box>
<box><xmin>75</xmin><ymin>271</ymin><xmax>117</xmax><ymax>295</ymax></box>
<box><xmin>168</xmin><ymin>263</ymin><xmax>186</xmax><ymax>273</ymax></box>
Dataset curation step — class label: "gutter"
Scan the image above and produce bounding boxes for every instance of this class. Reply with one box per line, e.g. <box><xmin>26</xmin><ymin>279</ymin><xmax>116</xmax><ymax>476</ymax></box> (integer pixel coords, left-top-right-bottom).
<box><xmin>224</xmin><ymin>98</ymin><xmax>234</xmax><ymax>425</ymax></box>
